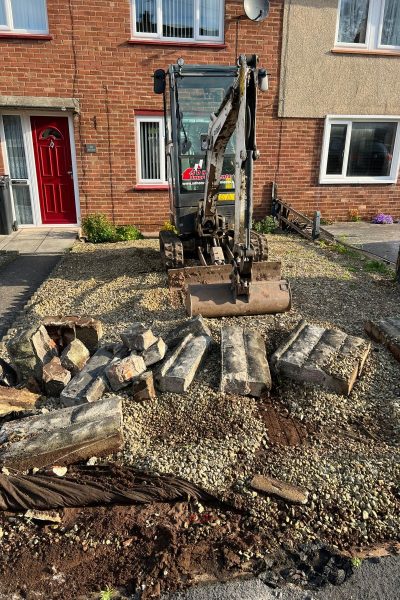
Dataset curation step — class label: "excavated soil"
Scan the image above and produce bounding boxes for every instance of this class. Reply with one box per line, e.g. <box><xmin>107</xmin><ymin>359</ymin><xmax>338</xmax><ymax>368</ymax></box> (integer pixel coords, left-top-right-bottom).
<box><xmin>0</xmin><ymin>234</ymin><xmax>399</xmax><ymax>598</ymax></box>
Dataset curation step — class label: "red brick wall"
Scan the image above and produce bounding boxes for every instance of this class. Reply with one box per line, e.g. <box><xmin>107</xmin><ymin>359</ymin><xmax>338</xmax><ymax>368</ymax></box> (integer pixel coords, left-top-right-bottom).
<box><xmin>0</xmin><ymin>0</ymin><xmax>398</xmax><ymax>231</ymax></box>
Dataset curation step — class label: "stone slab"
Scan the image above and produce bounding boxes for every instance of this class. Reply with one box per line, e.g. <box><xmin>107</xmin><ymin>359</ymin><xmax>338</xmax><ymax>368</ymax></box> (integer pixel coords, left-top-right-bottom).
<box><xmin>365</xmin><ymin>317</ymin><xmax>400</xmax><ymax>363</ymax></box>
<box><xmin>165</xmin><ymin>316</ymin><xmax>212</xmax><ymax>349</ymax></box>
<box><xmin>0</xmin><ymin>397</ymin><xmax>123</xmax><ymax>470</ymax></box>
<box><xmin>60</xmin><ymin>347</ymin><xmax>114</xmax><ymax>406</ymax></box>
<box><xmin>271</xmin><ymin>320</ymin><xmax>370</xmax><ymax>396</ymax></box>
<box><xmin>157</xmin><ymin>334</ymin><xmax>212</xmax><ymax>393</ymax></box>
<box><xmin>220</xmin><ymin>327</ymin><xmax>272</xmax><ymax>397</ymax></box>
<box><xmin>0</xmin><ymin>387</ymin><xmax>40</xmax><ymax>417</ymax></box>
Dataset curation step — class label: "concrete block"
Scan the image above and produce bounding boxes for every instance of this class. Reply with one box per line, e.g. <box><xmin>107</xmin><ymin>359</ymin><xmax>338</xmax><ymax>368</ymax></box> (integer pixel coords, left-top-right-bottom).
<box><xmin>165</xmin><ymin>316</ymin><xmax>212</xmax><ymax>348</ymax></box>
<box><xmin>105</xmin><ymin>353</ymin><xmax>146</xmax><ymax>391</ymax></box>
<box><xmin>157</xmin><ymin>334</ymin><xmax>212</xmax><ymax>393</ymax></box>
<box><xmin>42</xmin><ymin>357</ymin><xmax>72</xmax><ymax>397</ymax></box>
<box><xmin>220</xmin><ymin>327</ymin><xmax>272</xmax><ymax>397</ymax></box>
<box><xmin>121</xmin><ymin>323</ymin><xmax>158</xmax><ymax>351</ymax></box>
<box><xmin>61</xmin><ymin>339</ymin><xmax>90</xmax><ymax>376</ymax></box>
<box><xmin>132</xmin><ymin>371</ymin><xmax>156</xmax><ymax>401</ymax></box>
<box><xmin>271</xmin><ymin>320</ymin><xmax>370</xmax><ymax>395</ymax></box>
<box><xmin>365</xmin><ymin>317</ymin><xmax>400</xmax><ymax>363</ymax></box>
<box><xmin>143</xmin><ymin>338</ymin><xmax>167</xmax><ymax>367</ymax></box>
<box><xmin>60</xmin><ymin>347</ymin><xmax>114</xmax><ymax>407</ymax></box>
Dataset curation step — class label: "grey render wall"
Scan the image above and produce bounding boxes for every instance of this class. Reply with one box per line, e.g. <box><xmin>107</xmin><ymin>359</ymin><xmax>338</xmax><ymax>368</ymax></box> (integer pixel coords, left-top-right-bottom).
<box><xmin>279</xmin><ymin>0</ymin><xmax>400</xmax><ymax>118</ymax></box>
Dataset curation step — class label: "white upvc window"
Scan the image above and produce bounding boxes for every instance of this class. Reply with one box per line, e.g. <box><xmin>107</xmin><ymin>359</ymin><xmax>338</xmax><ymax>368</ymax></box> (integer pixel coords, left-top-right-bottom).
<box><xmin>320</xmin><ymin>116</ymin><xmax>400</xmax><ymax>184</ymax></box>
<box><xmin>0</xmin><ymin>0</ymin><xmax>48</xmax><ymax>34</ymax></box>
<box><xmin>135</xmin><ymin>116</ymin><xmax>167</xmax><ymax>184</ymax></box>
<box><xmin>131</xmin><ymin>0</ymin><xmax>224</xmax><ymax>43</ymax></box>
<box><xmin>335</xmin><ymin>0</ymin><xmax>400</xmax><ymax>51</ymax></box>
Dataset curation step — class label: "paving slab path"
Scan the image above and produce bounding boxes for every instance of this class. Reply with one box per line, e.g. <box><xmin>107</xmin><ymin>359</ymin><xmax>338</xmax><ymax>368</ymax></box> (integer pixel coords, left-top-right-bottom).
<box><xmin>324</xmin><ymin>222</ymin><xmax>400</xmax><ymax>264</ymax></box>
<box><xmin>0</xmin><ymin>229</ymin><xmax>77</xmax><ymax>339</ymax></box>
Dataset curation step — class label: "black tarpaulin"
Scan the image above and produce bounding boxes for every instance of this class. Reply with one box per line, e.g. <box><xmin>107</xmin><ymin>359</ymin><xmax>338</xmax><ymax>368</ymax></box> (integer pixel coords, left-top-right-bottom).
<box><xmin>0</xmin><ymin>465</ymin><xmax>219</xmax><ymax>512</ymax></box>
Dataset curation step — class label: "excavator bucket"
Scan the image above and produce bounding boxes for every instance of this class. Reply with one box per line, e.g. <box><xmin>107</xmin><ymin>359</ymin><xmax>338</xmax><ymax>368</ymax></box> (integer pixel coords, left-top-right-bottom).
<box><xmin>169</xmin><ymin>262</ymin><xmax>292</xmax><ymax>318</ymax></box>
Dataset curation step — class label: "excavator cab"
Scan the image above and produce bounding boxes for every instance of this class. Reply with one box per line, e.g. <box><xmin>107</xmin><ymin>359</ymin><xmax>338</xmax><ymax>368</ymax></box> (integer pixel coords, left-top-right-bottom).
<box><xmin>155</xmin><ymin>63</ymin><xmax>238</xmax><ymax>237</ymax></box>
<box><xmin>154</xmin><ymin>57</ymin><xmax>291</xmax><ymax>318</ymax></box>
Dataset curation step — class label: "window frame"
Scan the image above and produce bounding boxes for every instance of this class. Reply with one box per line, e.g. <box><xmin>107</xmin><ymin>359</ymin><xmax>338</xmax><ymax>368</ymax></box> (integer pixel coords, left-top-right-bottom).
<box><xmin>335</xmin><ymin>0</ymin><xmax>400</xmax><ymax>52</ymax></box>
<box><xmin>320</xmin><ymin>115</ymin><xmax>400</xmax><ymax>184</ymax></box>
<box><xmin>0</xmin><ymin>0</ymin><xmax>49</xmax><ymax>35</ymax></box>
<box><xmin>135</xmin><ymin>115</ymin><xmax>167</xmax><ymax>185</ymax></box>
<box><xmin>131</xmin><ymin>0</ymin><xmax>225</xmax><ymax>44</ymax></box>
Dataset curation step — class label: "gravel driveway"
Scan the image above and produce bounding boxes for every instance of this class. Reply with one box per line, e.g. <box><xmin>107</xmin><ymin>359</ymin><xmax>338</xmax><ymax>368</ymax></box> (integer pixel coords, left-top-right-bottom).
<box><xmin>0</xmin><ymin>233</ymin><xmax>399</xmax><ymax>597</ymax></box>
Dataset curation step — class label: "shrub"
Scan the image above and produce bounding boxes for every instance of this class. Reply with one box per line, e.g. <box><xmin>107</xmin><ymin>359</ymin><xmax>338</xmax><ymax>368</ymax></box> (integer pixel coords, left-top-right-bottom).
<box><xmin>114</xmin><ymin>225</ymin><xmax>143</xmax><ymax>241</ymax></box>
<box><xmin>161</xmin><ymin>220</ymin><xmax>178</xmax><ymax>234</ymax></box>
<box><xmin>253</xmin><ymin>216</ymin><xmax>277</xmax><ymax>235</ymax></box>
<box><xmin>82</xmin><ymin>213</ymin><xmax>143</xmax><ymax>244</ymax></box>
<box><xmin>372</xmin><ymin>213</ymin><xmax>393</xmax><ymax>224</ymax></box>
<box><xmin>349</xmin><ymin>209</ymin><xmax>362</xmax><ymax>222</ymax></box>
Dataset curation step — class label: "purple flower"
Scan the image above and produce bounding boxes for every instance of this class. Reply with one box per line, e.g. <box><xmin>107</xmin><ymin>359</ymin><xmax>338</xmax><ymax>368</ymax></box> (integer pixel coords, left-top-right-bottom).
<box><xmin>372</xmin><ymin>213</ymin><xmax>393</xmax><ymax>224</ymax></box>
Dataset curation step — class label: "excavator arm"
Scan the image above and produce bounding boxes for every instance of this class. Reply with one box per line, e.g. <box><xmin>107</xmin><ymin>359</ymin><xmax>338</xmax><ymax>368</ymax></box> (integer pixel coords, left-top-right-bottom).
<box><xmin>199</xmin><ymin>55</ymin><xmax>262</xmax><ymax>298</ymax></box>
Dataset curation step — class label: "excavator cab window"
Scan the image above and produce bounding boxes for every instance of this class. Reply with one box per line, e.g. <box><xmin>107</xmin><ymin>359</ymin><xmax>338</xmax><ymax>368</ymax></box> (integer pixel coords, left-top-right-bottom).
<box><xmin>175</xmin><ymin>74</ymin><xmax>236</xmax><ymax>197</ymax></box>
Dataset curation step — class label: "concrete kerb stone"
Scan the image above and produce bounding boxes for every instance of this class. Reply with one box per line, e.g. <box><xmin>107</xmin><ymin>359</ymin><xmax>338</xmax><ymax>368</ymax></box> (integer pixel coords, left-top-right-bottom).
<box><xmin>60</xmin><ymin>347</ymin><xmax>115</xmax><ymax>407</ymax></box>
<box><xmin>220</xmin><ymin>326</ymin><xmax>272</xmax><ymax>398</ymax></box>
<box><xmin>165</xmin><ymin>316</ymin><xmax>212</xmax><ymax>349</ymax></box>
<box><xmin>157</xmin><ymin>333</ymin><xmax>212</xmax><ymax>393</ymax></box>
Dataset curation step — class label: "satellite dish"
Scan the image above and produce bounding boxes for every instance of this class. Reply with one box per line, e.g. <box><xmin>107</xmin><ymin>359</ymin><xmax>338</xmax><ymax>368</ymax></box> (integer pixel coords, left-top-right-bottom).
<box><xmin>243</xmin><ymin>0</ymin><xmax>270</xmax><ymax>22</ymax></box>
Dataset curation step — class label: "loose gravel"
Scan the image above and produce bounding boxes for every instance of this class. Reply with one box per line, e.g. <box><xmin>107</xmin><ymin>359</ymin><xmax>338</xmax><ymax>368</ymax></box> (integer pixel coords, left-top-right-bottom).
<box><xmin>1</xmin><ymin>234</ymin><xmax>399</xmax><ymax>555</ymax></box>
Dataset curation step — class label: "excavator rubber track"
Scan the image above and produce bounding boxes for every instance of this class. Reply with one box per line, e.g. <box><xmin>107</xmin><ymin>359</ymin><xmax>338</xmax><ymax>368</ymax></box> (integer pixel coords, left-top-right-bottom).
<box><xmin>251</xmin><ymin>231</ymin><xmax>269</xmax><ymax>262</ymax></box>
<box><xmin>159</xmin><ymin>230</ymin><xmax>184</xmax><ymax>270</ymax></box>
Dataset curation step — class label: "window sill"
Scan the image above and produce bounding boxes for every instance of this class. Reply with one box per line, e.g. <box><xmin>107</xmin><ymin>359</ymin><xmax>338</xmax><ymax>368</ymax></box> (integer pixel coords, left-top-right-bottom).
<box><xmin>128</xmin><ymin>39</ymin><xmax>226</xmax><ymax>49</ymax></box>
<box><xmin>320</xmin><ymin>178</ymin><xmax>397</xmax><ymax>185</ymax></box>
<box><xmin>331</xmin><ymin>47</ymin><xmax>400</xmax><ymax>57</ymax></box>
<box><xmin>134</xmin><ymin>184</ymin><xmax>169</xmax><ymax>191</ymax></box>
<box><xmin>0</xmin><ymin>32</ymin><xmax>52</xmax><ymax>41</ymax></box>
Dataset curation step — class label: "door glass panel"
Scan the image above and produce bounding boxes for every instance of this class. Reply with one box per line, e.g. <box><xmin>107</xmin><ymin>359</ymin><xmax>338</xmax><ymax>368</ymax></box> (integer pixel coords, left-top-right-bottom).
<box><xmin>347</xmin><ymin>122</ymin><xmax>396</xmax><ymax>177</ymax></box>
<box><xmin>40</xmin><ymin>127</ymin><xmax>63</xmax><ymax>140</ymax></box>
<box><xmin>3</xmin><ymin>115</ymin><xmax>28</xmax><ymax>179</ymax></box>
<box><xmin>162</xmin><ymin>0</ymin><xmax>194</xmax><ymax>39</ymax></box>
<box><xmin>327</xmin><ymin>124</ymin><xmax>347</xmax><ymax>175</ymax></box>
<box><xmin>381</xmin><ymin>0</ymin><xmax>400</xmax><ymax>47</ymax></box>
<box><xmin>199</xmin><ymin>0</ymin><xmax>220</xmax><ymax>37</ymax></box>
<box><xmin>13</xmin><ymin>185</ymin><xmax>33</xmax><ymax>225</ymax></box>
<box><xmin>0</xmin><ymin>0</ymin><xmax>7</xmax><ymax>27</ymax></box>
<box><xmin>135</xmin><ymin>0</ymin><xmax>157</xmax><ymax>34</ymax></box>
<box><xmin>3</xmin><ymin>115</ymin><xmax>34</xmax><ymax>225</ymax></box>
<box><xmin>337</xmin><ymin>0</ymin><xmax>369</xmax><ymax>44</ymax></box>
<box><xmin>10</xmin><ymin>0</ymin><xmax>47</xmax><ymax>31</ymax></box>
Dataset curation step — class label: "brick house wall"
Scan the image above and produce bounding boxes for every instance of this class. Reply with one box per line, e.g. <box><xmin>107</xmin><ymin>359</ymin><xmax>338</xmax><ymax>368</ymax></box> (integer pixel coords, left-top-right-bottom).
<box><xmin>0</xmin><ymin>0</ymin><xmax>399</xmax><ymax>232</ymax></box>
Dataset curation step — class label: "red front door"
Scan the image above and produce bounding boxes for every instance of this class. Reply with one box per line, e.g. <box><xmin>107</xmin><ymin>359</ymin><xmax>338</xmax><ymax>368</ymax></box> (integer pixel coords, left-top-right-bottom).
<box><xmin>31</xmin><ymin>116</ymin><xmax>77</xmax><ymax>224</ymax></box>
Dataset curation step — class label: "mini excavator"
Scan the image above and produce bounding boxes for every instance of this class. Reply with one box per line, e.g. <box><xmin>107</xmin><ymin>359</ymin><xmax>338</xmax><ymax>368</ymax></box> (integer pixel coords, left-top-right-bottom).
<box><xmin>154</xmin><ymin>54</ymin><xmax>291</xmax><ymax>318</ymax></box>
